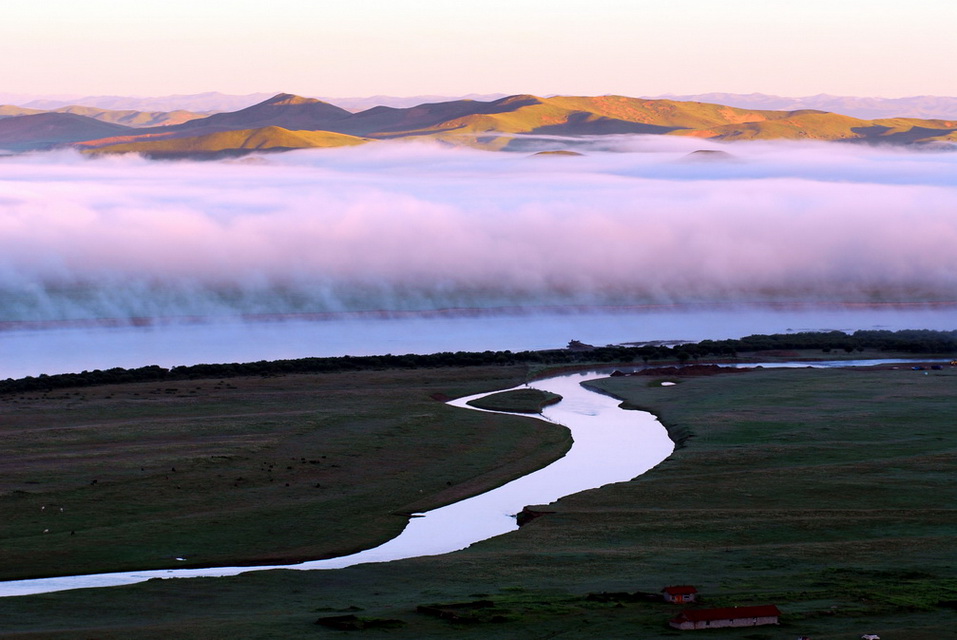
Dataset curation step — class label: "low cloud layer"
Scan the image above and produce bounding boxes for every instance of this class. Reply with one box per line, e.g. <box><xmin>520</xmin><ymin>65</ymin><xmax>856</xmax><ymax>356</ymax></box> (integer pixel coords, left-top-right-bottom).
<box><xmin>1</xmin><ymin>140</ymin><xmax>955</xmax><ymax>324</ymax></box>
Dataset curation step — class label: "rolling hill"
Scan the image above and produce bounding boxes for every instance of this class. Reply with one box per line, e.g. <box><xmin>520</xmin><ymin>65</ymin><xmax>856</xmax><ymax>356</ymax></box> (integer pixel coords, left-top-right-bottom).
<box><xmin>357</xmin><ymin>94</ymin><xmax>801</xmax><ymax>138</ymax></box>
<box><xmin>0</xmin><ymin>105</ymin><xmax>45</xmax><ymax>118</ymax></box>
<box><xmin>82</xmin><ymin>126</ymin><xmax>367</xmax><ymax>157</ymax></box>
<box><xmin>0</xmin><ymin>113</ymin><xmax>135</xmax><ymax>151</ymax></box>
<box><xmin>0</xmin><ymin>104</ymin><xmax>204</xmax><ymax>127</ymax></box>
<box><xmin>49</xmin><ymin>105</ymin><xmax>204</xmax><ymax>127</ymax></box>
<box><xmin>652</xmin><ymin>92</ymin><xmax>957</xmax><ymax>120</ymax></box>
<box><xmin>169</xmin><ymin>93</ymin><xmax>353</xmax><ymax>134</ymax></box>
<box><xmin>3</xmin><ymin>92</ymin><xmax>956</xmax><ymax>155</ymax></box>
<box><xmin>14</xmin><ymin>91</ymin><xmax>274</xmax><ymax>113</ymax></box>
<box><xmin>322</xmin><ymin>94</ymin><xmax>957</xmax><ymax>146</ymax></box>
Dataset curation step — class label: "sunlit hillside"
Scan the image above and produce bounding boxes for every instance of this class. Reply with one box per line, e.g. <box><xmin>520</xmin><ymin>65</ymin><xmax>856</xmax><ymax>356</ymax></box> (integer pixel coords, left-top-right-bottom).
<box><xmin>85</xmin><ymin>126</ymin><xmax>368</xmax><ymax>156</ymax></box>
<box><xmin>3</xmin><ymin>93</ymin><xmax>956</xmax><ymax>155</ymax></box>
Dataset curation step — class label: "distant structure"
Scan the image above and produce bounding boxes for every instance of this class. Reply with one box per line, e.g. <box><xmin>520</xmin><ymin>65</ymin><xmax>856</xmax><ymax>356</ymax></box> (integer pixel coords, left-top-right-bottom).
<box><xmin>662</xmin><ymin>585</ymin><xmax>698</xmax><ymax>604</ymax></box>
<box><xmin>669</xmin><ymin>604</ymin><xmax>781</xmax><ymax>630</ymax></box>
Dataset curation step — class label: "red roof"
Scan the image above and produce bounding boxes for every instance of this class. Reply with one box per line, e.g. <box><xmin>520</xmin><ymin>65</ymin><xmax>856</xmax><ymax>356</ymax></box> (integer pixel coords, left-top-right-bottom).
<box><xmin>662</xmin><ymin>585</ymin><xmax>698</xmax><ymax>595</ymax></box>
<box><xmin>671</xmin><ymin>605</ymin><xmax>781</xmax><ymax>623</ymax></box>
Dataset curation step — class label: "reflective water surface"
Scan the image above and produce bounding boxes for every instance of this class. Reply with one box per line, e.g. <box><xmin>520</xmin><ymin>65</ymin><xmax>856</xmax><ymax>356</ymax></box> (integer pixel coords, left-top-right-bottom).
<box><xmin>0</xmin><ymin>357</ymin><xmax>945</xmax><ymax>597</ymax></box>
<box><xmin>3</xmin><ymin>304</ymin><xmax>955</xmax><ymax>379</ymax></box>
<box><xmin>0</xmin><ymin>371</ymin><xmax>674</xmax><ymax>597</ymax></box>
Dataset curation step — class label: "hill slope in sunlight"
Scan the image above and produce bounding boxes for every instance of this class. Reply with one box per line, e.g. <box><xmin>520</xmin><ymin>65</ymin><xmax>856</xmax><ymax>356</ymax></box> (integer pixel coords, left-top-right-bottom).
<box><xmin>5</xmin><ymin>92</ymin><xmax>956</xmax><ymax>155</ymax></box>
<box><xmin>82</xmin><ymin>126</ymin><xmax>368</xmax><ymax>157</ymax></box>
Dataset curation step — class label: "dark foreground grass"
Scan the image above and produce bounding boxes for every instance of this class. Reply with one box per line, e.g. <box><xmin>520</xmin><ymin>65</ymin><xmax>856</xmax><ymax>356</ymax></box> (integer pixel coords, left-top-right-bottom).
<box><xmin>1</xmin><ymin>363</ymin><xmax>955</xmax><ymax>639</ymax></box>
<box><xmin>0</xmin><ymin>365</ymin><xmax>570</xmax><ymax>581</ymax></box>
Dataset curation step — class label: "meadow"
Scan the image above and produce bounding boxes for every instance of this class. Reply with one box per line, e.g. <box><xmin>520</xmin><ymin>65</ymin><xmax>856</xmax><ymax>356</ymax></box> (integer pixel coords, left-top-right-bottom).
<box><xmin>0</xmin><ymin>365</ymin><xmax>568</xmax><ymax>581</ymax></box>
<box><xmin>0</xmin><ymin>356</ymin><xmax>955</xmax><ymax>638</ymax></box>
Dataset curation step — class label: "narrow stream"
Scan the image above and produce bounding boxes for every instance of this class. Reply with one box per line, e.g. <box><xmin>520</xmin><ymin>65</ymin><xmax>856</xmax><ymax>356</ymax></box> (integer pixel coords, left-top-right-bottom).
<box><xmin>0</xmin><ymin>370</ymin><xmax>674</xmax><ymax>598</ymax></box>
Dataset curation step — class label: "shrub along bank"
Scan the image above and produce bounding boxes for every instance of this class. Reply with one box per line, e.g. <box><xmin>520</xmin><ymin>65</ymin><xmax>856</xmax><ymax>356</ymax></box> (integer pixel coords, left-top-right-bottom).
<box><xmin>3</xmin><ymin>328</ymin><xmax>955</xmax><ymax>394</ymax></box>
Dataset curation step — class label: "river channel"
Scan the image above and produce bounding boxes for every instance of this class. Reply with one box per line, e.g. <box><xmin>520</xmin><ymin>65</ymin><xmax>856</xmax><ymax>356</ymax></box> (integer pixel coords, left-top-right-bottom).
<box><xmin>0</xmin><ymin>358</ymin><xmax>942</xmax><ymax>598</ymax></box>
<box><xmin>0</xmin><ymin>370</ymin><xmax>674</xmax><ymax>598</ymax></box>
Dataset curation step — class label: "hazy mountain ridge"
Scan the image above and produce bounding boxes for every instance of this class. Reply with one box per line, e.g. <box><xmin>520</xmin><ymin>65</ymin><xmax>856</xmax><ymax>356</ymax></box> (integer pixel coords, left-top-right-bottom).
<box><xmin>0</xmin><ymin>113</ymin><xmax>135</xmax><ymax>151</ymax></box>
<box><xmin>650</xmin><ymin>92</ymin><xmax>957</xmax><ymax>120</ymax></box>
<box><xmin>0</xmin><ymin>91</ymin><xmax>511</xmax><ymax>113</ymax></box>
<box><xmin>0</xmin><ymin>104</ymin><xmax>204</xmax><ymax>128</ymax></box>
<box><xmin>7</xmin><ymin>91</ymin><xmax>276</xmax><ymax>113</ymax></box>
<box><xmin>4</xmin><ymin>92</ymin><xmax>957</xmax><ymax>155</ymax></box>
<box><xmin>314</xmin><ymin>93</ymin><xmax>508</xmax><ymax>112</ymax></box>
<box><xmin>6</xmin><ymin>90</ymin><xmax>957</xmax><ymax>119</ymax></box>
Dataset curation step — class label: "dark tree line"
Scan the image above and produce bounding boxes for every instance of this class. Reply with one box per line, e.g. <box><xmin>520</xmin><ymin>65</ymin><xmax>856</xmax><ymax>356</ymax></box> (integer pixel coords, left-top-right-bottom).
<box><xmin>2</xmin><ymin>329</ymin><xmax>954</xmax><ymax>394</ymax></box>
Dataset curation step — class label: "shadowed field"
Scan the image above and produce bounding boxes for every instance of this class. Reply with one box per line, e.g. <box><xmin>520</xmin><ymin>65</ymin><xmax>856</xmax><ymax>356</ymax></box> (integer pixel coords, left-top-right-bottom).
<box><xmin>0</xmin><ymin>365</ymin><xmax>570</xmax><ymax>581</ymax></box>
<box><xmin>0</xmin><ymin>363</ymin><xmax>955</xmax><ymax>639</ymax></box>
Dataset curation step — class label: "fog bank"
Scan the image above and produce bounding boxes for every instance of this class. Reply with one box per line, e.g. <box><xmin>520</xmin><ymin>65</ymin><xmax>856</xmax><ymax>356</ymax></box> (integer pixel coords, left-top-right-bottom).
<box><xmin>1</xmin><ymin>141</ymin><xmax>955</xmax><ymax>324</ymax></box>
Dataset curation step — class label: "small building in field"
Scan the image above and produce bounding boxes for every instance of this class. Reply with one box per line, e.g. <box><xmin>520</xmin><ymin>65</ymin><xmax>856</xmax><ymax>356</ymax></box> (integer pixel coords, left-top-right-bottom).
<box><xmin>669</xmin><ymin>604</ymin><xmax>781</xmax><ymax>630</ymax></box>
<box><xmin>662</xmin><ymin>585</ymin><xmax>698</xmax><ymax>603</ymax></box>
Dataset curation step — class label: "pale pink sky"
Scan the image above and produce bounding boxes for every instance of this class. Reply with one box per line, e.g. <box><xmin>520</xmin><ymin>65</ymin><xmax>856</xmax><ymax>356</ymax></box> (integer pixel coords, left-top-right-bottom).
<box><xmin>3</xmin><ymin>0</ymin><xmax>955</xmax><ymax>98</ymax></box>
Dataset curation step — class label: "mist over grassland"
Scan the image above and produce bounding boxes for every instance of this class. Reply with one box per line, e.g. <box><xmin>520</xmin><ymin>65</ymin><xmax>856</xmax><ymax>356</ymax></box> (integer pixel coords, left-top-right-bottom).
<box><xmin>1</xmin><ymin>138</ymin><xmax>955</xmax><ymax>324</ymax></box>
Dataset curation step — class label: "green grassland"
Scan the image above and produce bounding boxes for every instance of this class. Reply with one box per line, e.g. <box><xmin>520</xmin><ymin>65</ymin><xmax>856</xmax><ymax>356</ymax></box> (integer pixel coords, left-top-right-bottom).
<box><xmin>1</xmin><ymin>362</ymin><xmax>955</xmax><ymax>639</ymax></box>
<box><xmin>0</xmin><ymin>365</ymin><xmax>570</xmax><ymax>581</ymax></box>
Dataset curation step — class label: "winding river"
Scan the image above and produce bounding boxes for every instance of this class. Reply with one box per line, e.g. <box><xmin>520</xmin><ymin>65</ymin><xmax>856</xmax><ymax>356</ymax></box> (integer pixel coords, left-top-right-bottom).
<box><xmin>0</xmin><ymin>370</ymin><xmax>674</xmax><ymax>598</ymax></box>
<box><xmin>1</xmin><ymin>358</ymin><xmax>941</xmax><ymax>598</ymax></box>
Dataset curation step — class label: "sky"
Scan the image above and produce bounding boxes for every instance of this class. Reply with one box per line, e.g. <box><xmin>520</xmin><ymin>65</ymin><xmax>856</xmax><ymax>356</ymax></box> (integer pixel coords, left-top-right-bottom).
<box><xmin>2</xmin><ymin>0</ymin><xmax>955</xmax><ymax>99</ymax></box>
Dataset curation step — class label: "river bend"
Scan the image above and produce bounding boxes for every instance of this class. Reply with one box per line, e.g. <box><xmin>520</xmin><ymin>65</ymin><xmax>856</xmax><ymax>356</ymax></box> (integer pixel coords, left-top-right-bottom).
<box><xmin>0</xmin><ymin>371</ymin><xmax>674</xmax><ymax>598</ymax></box>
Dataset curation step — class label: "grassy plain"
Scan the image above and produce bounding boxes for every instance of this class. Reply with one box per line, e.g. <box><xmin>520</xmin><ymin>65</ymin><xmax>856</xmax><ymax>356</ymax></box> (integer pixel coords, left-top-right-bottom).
<box><xmin>1</xmin><ymin>361</ymin><xmax>955</xmax><ymax>639</ymax></box>
<box><xmin>0</xmin><ymin>365</ymin><xmax>569</xmax><ymax>581</ymax></box>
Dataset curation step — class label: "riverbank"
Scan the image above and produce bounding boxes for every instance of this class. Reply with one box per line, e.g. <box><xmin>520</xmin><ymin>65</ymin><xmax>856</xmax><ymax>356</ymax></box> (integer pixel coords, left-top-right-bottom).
<box><xmin>0</xmin><ymin>367</ymin><xmax>671</xmax><ymax>597</ymax></box>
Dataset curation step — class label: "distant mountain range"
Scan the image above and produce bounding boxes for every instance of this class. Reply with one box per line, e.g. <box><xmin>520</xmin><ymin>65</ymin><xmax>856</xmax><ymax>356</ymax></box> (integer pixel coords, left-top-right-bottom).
<box><xmin>0</xmin><ymin>91</ymin><xmax>275</xmax><ymax>113</ymax></box>
<box><xmin>0</xmin><ymin>92</ymin><xmax>510</xmax><ymax>114</ymax></box>
<box><xmin>1</xmin><ymin>92</ymin><xmax>955</xmax><ymax>156</ymax></box>
<box><xmin>650</xmin><ymin>93</ymin><xmax>957</xmax><ymax>121</ymax></box>
<box><xmin>0</xmin><ymin>104</ymin><xmax>204</xmax><ymax>128</ymax></box>
<box><xmin>4</xmin><ymin>91</ymin><xmax>956</xmax><ymax>118</ymax></box>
